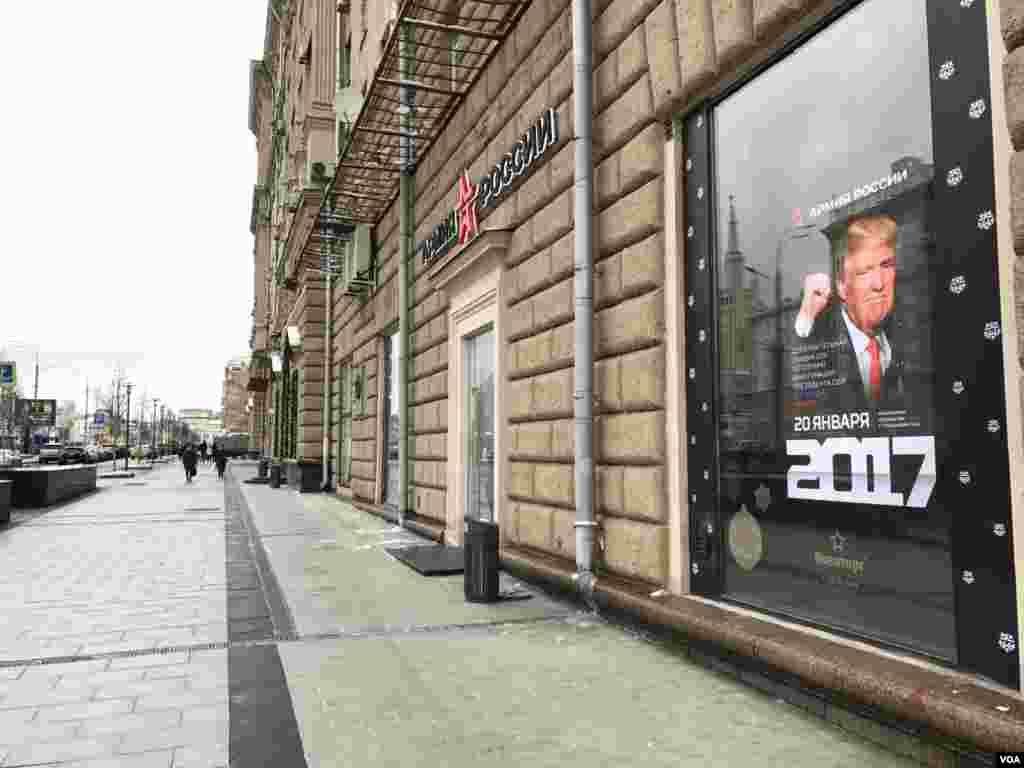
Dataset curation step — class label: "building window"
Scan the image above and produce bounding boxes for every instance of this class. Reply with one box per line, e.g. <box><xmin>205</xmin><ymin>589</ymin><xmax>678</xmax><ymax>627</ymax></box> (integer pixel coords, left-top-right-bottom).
<box><xmin>683</xmin><ymin>0</ymin><xmax>1017</xmax><ymax>682</ymax></box>
<box><xmin>337</xmin><ymin>120</ymin><xmax>350</xmax><ymax>158</ymax></box>
<box><xmin>450</xmin><ymin>32</ymin><xmax>465</xmax><ymax>93</ymax></box>
<box><xmin>338</xmin><ymin>363</ymin><xmax>352</xmax><ymax>484</ymax></box>
<box><xmin>338</xmin><ymin>43</ymin><xmax>351</xmax><ymax>89</ymax></box>
<box><xmin>288</xmin><ymin>369</ymin><xmax>299</xmax><ymax>459</ymax></box>
<box><xmin>381</xmin><ymin>330</ymin><xmax>400</xmax><ymax>509</ymax></box>
<box><xmin>337</xmin><ymin>361</ymin><xmax>366</xmax><ymax>486</ymax></box>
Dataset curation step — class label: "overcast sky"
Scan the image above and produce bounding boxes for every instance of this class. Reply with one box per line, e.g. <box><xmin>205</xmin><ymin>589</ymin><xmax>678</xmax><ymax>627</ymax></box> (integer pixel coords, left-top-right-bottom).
<box><xmin>715</xmin><ymin>0</ymin><xmax>932</xmax><ymax>300</ymax></box>
<box><xmin>0</xmin><ymin>3</ymin><xmax>265</xmax><ymax>418</ymax></box>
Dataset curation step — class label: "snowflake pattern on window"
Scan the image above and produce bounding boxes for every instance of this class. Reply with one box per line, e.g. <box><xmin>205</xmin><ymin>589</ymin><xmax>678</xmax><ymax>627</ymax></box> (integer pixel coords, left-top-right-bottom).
<box><xmin>959</xmin><ymin>470</ymin><xmax>971</xmax><ymax>485</ymax></box>
<box><xmin>696</xmin><ymin>115</ymin><xmax>703</xmax><ymax>128</ymax></box>
<box><xmin>946</xmin><ymin>167</ymin><xmax>963</xmax><ymax>187</ymax></box>
<box><xmin>962</xmin><ymin>570</ymin><xmax>975</xmax><ymax>585</ymax></box>
<box><xmin>705</xmin><ymin>521</ymin><xmax>714</xmax><ymax>534</ymax></box>
<box><xmin>969</xmin><ymin>99</ymin><xmax>986</xmax><ymax>119</ymax></box>
<box><xmin>994</xmin><ymin>523</ymin><xmax>1007</xmax><ymax>537</ymax></box>
<box><xmin>960</xmin><ymin>0</ymin><xmax>974</xmax><ymax>7</ymax></box>
<box><xmin>688</xmin><ymin>368</ymin><xmax>695</xmax><ymax>380</ymax></box>
<box><xmin>701</xmin><ymin>401</ymin><xmax>709</xmax><ymax>413</ymax></box>
<box><xmin>949</xmin><ymin>276</ymin><xmax>966</xmax><ymax>294</ymax></box>
<box><xmin>938</xmin><ymin>61</ymin><xmax>955</xmax><ymax>80</ymax></box>
<box><xmin>698</xmin><ymin>258</ymin><xmax>706</xmax><ymax>271</ymax></box>
<box><xmin>699</xmin><ymin>329</ymin><xmax>707</xmax><ymax>343</ymax></box>
<box><xmin>987</xmin><ymin>419</ymin><xmax>1001</xmax><ymax>433</ymax></box>
<box><xmin>978</xmin><ymin>210</ymin><xmax>994</xmax><ymax>230</ymax></box>
<box><xmin>999</xmin><ymin>633</ymin><xmax>1016</xmax><ymax>654</ymax></box>
<box><xmin>687</xmin><ymin>225</ymin><xmax>694</xmax><ymax>239</ymax></box>
<box><xmin>697</xmin><ymin>186</ymin><xmax>704</xmax><ymax>200</ymax></box>
<box><xmin>691</xmin><ymin>562</ymin><xmax>700</xmax><ymax>575</ymax></box>
<box><xmin>691</xmin><ymin>493</ymin><xmax>697</xmax><ymax>504</ymax></box>
<box><xmin>686</xmin><ymin>157</ymin><xmax>693</xmax><ymax>172</ymax></box>
<box><xmin>690</xmin><ymin>435</ymin><xmax>696</xmax><ymax>446</ymax></box>
<box><xmin>953</xmin><ymin>380</ymin><xmax>965</xmax><ymax>395</ymax></box>
<box><xmin>703</xmin><ymin>469</ymin><xmax>709</xmax><ymax>481</ymax></box>
<box><xmin>984</xmin><ymin>321</ymin><xmax>1001</xmax><ymax>340</ymax></box>
<box><xmin>687</xmin><ymin>295</ymin><xmax>695</xmax><ymax>308</ymax></box>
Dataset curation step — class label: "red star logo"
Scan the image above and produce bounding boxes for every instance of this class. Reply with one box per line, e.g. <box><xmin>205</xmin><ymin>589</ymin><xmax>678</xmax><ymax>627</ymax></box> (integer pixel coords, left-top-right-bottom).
<box><xmin>455</xmin><ymin>170</ymin><xmax>478</xmax><ymax>246</ymax></box>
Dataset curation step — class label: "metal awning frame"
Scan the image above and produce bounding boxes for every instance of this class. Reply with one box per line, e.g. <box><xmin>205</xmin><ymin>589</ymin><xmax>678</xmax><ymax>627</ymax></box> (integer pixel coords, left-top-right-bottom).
<box><xmin>307</xmin><ymin>0</ymin><xmax>531</xmax><ymax>233</ymax></box>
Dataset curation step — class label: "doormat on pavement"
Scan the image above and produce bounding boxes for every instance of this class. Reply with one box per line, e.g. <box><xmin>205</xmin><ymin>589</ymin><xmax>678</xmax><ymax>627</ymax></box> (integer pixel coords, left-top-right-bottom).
<box><xmin>386</xmin><ymin>544</ymin><xmax>464</xmax><ymax>575</ymax></box>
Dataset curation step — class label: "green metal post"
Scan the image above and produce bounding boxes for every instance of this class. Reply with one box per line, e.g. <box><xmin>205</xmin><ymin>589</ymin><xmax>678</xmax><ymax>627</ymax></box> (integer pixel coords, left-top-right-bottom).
<box><xmin>398</xmin><ymin>21</ymin><xmax>414</xmax><ymax>526</ymax></box>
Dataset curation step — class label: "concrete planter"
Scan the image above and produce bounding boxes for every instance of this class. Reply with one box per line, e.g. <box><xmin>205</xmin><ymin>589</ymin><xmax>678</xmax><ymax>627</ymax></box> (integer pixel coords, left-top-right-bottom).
<box><xmin>0</xmin><ymin>480</ymin><xmax>10</xmax><ymax>523</ymax></box>
<box><xmin>0</xmin><ymin>466</ymin><xmax>97</xmax><ymax>508</ymax></box>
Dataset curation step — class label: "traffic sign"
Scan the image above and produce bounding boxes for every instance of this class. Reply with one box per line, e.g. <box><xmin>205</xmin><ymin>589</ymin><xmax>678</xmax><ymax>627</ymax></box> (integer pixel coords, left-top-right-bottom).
<box><xmin>0</xmin><ymin>362</ymin><xmax>14</xmax><ymax>387</ymax></box>
<box><xmin>94</xmin><ymin>412</ymin><xmax>106</xmax><ymax>426</ymax></box>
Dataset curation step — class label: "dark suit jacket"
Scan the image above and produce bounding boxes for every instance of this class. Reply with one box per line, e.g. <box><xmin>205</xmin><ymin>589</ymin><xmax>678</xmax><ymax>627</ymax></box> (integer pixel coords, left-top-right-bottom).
<box><xmin>790</xmin><ymin>303</ymin><xmax>907</xmax><ymax>414</ymax></box>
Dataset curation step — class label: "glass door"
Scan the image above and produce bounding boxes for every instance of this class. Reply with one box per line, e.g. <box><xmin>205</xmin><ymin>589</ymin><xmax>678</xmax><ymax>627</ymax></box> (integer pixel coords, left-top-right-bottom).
<box><xmin>463</xmin><ymin>326</ymin><xmax>495</xmax><ymax>522</ymax></box>
<box><xmin>382</xmin><ymin>331</ymin><xmax>401</xmax><ymax>509</ymax></box>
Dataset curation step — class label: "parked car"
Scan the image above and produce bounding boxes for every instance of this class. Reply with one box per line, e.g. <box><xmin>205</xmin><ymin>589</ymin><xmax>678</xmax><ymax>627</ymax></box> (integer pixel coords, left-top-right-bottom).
<box><xmin>100</xmin><ymin>446</ymin><xmax>115</xmax><ymax>461</ymax></box>
<box><xmin>0</xmin><ymin>448</ymin><xmax>22</xmax><ymax>467</ymax></box>
<box><xmin>59</xmin><ymin>445</ymin><xmax>89</xmax><ymax>465</ymax></box>
<box><xmin>39</xmin><ymin>442</ymin><xmax>64</xmax><ymax>464</ymax></box>
<box><xmin>85</xmin><ymin>445</ymin><xmax>104</xmax><ymax>463</ymax></box>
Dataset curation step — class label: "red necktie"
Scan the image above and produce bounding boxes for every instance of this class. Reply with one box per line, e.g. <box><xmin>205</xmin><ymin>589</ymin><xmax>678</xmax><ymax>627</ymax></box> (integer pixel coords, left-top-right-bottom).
<box><xmin>866</xmin><ymin>337</ymin><xmax>881</xmax><ymax>401</ymax></box>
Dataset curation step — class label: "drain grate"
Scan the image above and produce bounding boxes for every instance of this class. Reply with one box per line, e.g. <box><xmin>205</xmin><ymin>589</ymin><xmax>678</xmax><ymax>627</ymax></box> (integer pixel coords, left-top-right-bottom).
<box><xmin>0</xmin><ymin>615</ymin><xmax>575</xmax><ymax>670</ymax></box>
<box><xmin>0</xmin><ymin>640</ymin><xmax>230</xmax><ymax>669</ymax></box>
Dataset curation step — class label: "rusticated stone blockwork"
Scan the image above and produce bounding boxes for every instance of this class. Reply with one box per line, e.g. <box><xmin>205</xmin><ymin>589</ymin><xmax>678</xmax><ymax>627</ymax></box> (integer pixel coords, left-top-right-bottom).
<box><xmin>328</xmin><ymin>0</ymin><xmax>1024</xmax><ymax>595</ymax></box>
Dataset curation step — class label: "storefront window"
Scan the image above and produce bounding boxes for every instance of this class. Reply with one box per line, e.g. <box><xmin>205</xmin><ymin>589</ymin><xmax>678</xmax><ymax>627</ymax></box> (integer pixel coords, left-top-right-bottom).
<box><xmin>710</xmin><ymin>0</ymin><xmax>955</xmax><ymax>658</ymax></box>
<box><xmin>338</xmin><ymin>363</ymin><xmax>353</xmax><ymax>485</ymax></box>
<box><xmin>382</xmin><ymin>331</ymin><xmax>400</xmax><ymax>509</ymax></box>
<box><xmin>463</xmin><ymin>326</ymin><xmax>495</xmax><ymax>523</ymax></box>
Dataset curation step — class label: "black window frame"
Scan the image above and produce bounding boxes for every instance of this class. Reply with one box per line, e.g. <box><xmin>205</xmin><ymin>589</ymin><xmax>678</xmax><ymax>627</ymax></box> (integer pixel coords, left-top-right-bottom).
<box><xmin>682</xmin><ymin>0</ymin><xmax>1019</xmax><ymax>687</ymax></box>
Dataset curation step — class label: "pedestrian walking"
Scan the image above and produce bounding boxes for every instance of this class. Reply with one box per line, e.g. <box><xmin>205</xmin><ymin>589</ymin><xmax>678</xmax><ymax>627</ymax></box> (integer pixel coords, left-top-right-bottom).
<box><xmin>199</xmin><ymin>441</ymin><xmax>208</xmax><ymax>465</ymax></box>
<box><xmin>182</xmin><ymin>444</ymin><xmax>197</xmax><ymax>483</ymax></box>
<box><xmin>215</xmin><ymin>450</ymin><xmax>227</xmax><ymax>480</ymax></box>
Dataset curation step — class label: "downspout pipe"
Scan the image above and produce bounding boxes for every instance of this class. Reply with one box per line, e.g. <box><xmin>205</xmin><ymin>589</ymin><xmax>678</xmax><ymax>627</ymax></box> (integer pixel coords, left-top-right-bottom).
<box><xmin>572</xmin><ymin>0</ymin><xmax>597</xmax><ymax>604</ymax></box>
<box><xmin>321</xmin><ymin>271</ymin><xmax>333</xmax><ymax>491</ymax></box>
<box><xmin>398</xmin><ymin>21</ymin><xmax>414</xmax><ymax>528</ymax></box>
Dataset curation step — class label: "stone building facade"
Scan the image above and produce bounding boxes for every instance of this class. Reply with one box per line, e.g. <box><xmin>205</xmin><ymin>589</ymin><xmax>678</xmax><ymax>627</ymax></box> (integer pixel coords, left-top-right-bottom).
<box><xmin>221</xmin><ymin>359</ymin><xmax>250</xmax><ymax>434</ymax></box>
<box><xmin>247</xmin><ymin>0</ymin><xmax>1024</xmax><ymax>755</ymax></box>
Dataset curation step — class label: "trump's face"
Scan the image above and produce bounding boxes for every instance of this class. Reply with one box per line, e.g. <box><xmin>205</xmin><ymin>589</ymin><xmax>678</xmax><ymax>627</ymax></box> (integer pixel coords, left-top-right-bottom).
<box><xmin>838</xmin><ymin>238</ymin><xmax>895</xmax><ymax>335</ymax></box>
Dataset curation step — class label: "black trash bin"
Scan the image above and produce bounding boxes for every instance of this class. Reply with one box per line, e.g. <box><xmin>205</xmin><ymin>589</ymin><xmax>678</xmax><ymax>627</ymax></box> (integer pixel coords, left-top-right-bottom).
<box><xmin>464</xmin><ymin>516</ymin><xmax>499</xmax><ymax>603</ymax></box>
<box><xmin>269</xmin><ymin>463</ymin><xmax>281</xmax><ymax>489</ymax></box>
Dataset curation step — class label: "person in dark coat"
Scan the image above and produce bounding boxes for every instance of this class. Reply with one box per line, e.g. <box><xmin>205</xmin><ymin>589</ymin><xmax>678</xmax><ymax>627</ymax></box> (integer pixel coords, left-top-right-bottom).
<box><xmin>199</xmin><ymin>440</ymin><xmax>208</xmax><ymax>465</ymax></box>
<box><xmin>182</xmin><ymin>444</ymin><xmax>198</xmax><ymax>483</ymax></box>
<box><xmin>215</xmin><ymin>449</ymin><xmax>227</xmax><ymax>480</ymax></box>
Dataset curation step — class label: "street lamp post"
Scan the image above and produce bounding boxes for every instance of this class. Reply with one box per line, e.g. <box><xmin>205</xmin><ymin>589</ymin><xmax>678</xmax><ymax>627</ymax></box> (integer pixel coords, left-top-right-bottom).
<box><xmin>152</xmin><ymin>399</ymin><xmax>160</xmax><ymax>459</ymax></box>
<box><xmin>124</xmin><ymin>384</ymin><xmax>132</xmax><ymax>471</ymax></box>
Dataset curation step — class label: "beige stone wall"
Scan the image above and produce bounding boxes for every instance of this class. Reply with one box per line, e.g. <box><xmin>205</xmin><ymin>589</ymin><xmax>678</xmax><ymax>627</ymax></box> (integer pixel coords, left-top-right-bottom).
<box><xmin>997</xmin><ymin>0</ymin><xmax>1024</xmax><ymax>674</ymax></box>
<box><xmin>328</xmin><ymin>0</ymin><xmax>1024</xmax><ymax>595</ymax></box>
<box><xmin>289</xmin><ymin>272</ymin><xmax>327</xmax><ymax>463</ymax></box>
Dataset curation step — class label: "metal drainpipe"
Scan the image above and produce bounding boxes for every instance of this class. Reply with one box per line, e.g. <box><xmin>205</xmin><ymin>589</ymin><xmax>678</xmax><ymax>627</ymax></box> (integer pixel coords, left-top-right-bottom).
<box><xmin>398</xmin><ymin>21</ymin><xmax>414</xmax><ymax>528</ymax></box>
<box><xmin>572</xmin><ymin>0</ymin><xmax>597</xmax><ymax>604</ymax></box>
<box><xmin>321</xmin><ymin>271</ymin><xmax>333</xmax><ymax>490</ymax></box>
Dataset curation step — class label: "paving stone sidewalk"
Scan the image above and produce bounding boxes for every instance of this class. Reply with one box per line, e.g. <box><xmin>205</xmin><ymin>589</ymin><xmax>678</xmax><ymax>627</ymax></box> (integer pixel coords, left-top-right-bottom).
<box><xmin>229</xmin><ymin>464</ymin><xmax>923</xmax><ymax>768</ymax></box>
<box><xmin>0</xmin><ymin>462</ymin><xmax>229</xmax><ymax>768</ymax></box>
<box><xmin>0</xmin><ymin>457</ymin><xmax>930</xmax><ymax>767</ymax></box>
